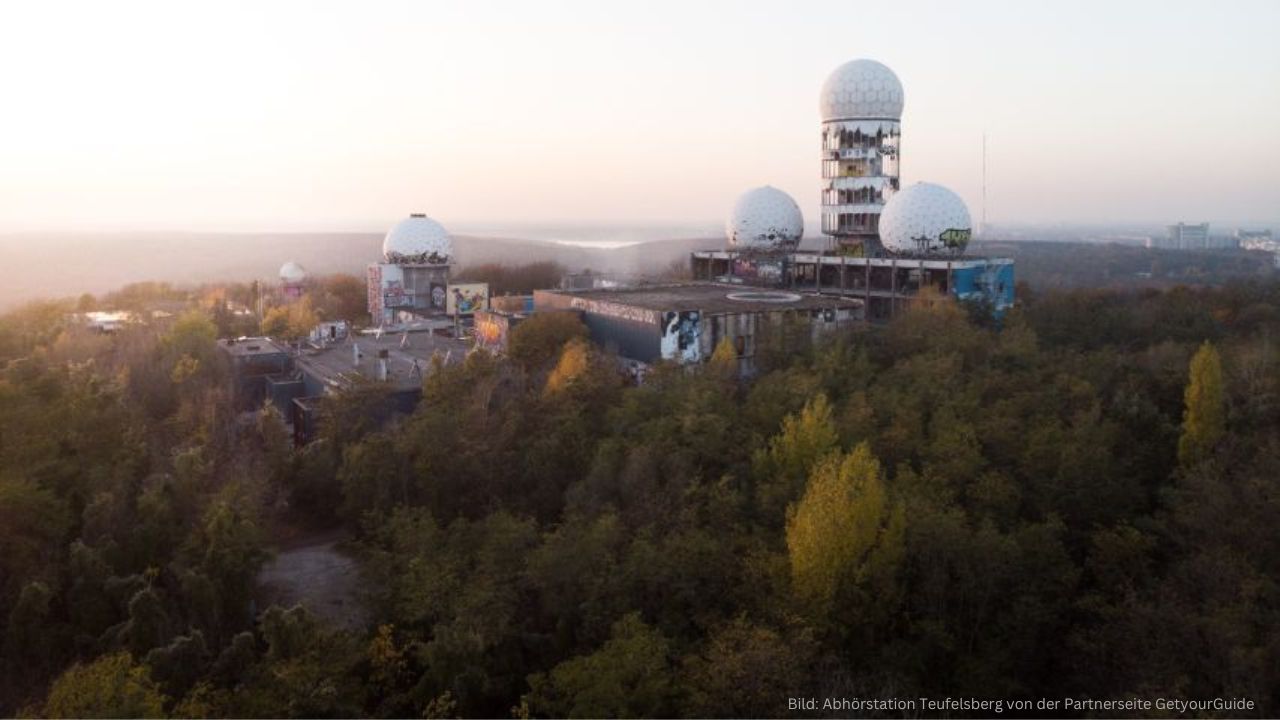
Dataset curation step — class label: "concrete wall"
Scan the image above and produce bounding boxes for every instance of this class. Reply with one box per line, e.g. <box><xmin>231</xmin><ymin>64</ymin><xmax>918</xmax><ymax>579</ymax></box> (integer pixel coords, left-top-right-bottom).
<box><xmin>369</xmin><ymin>263</ymin><xmax>452</xmax><ymax>325</ymax></box>
<box><xmin>218</xmin><ymin>342</ymin><xmax>293</xmax><ymax>410</ymax></box>
<box><xmin>474</xmin><ymin>310</ymin><xmax>525</xmax><ymax>355</ymax></box>
<box><xmin>266</xmin><ymin>376</ymin><xmax>307</xmax><ymax>418</ymax></box>
<box><xmin>536</xmin><ymin>288</ymin><xmax>861</xmax><ymax>374</ymax></box>
<box><xmin>534</xmin><ymin>290</ymin><xmax>663</xmax><ymax>363</ymax></box>
<box><xmin>691</xmin><ymin>251</ymin><xmax>1015</xmax><ymax>321</ymax></box>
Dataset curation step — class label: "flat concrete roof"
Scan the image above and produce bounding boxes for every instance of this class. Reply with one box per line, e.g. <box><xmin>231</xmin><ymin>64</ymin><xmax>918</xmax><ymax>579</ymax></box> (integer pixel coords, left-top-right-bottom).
<box><xmin>294</xmin><ymin>330</ymin><xmax>471</xmax><ymax>392</ymax></box>
<box><xmin>219</xmin><ymin>337</ymin><xmax>289</xmax><ymax>357</ymax></box>
<box><xmin>542</xmin><ymin>283</ymin><xmax>862</xmax><ymax>315</ymax></box>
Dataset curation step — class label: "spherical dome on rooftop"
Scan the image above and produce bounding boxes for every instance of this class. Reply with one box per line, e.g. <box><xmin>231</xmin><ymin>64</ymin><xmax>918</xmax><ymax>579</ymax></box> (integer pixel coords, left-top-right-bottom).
<box><xmin>879</xmin><ymin>182</ymin><xmax>972</xmax><ymax>256</ymax></box>
<box><xmin>279</xmin><ymin>261</ymin><xmax>307</xmax><ymax>284</ymax></box>
<box><xmin>725</xmin><ymin>186</ymin><xmax>804</xmax><ymax>251</ymax></box>
<box><xmin>820</xmin><ymin>59</ymin><xmax>904</xmax><ymax>121</ymax></box>
<box><xmin>382</xmin><ymin>214</ymin><xmax>453</xmax><ymax>264</ymax></box>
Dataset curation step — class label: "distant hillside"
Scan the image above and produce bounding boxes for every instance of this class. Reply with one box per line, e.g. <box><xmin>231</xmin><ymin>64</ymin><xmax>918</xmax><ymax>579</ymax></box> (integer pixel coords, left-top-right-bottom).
<box><xmin>0</xmin><ymin>231</ymin><xmax>721</xmax><ymax>310</ymax></box>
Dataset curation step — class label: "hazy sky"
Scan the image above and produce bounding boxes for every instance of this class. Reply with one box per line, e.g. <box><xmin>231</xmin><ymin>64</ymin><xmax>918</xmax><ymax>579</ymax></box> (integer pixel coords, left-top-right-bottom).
<box><xmin>1</xmin><ymin>0</ymin><xmax>1277</xmax><ymax>233</ymax></box>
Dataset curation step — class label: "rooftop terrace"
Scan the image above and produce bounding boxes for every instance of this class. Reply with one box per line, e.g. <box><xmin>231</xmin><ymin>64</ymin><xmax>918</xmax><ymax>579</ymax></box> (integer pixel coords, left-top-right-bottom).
<box><xmin>538</xmin><ymin>282</ymin><xmax>862</xmax><ymax>315</ymax></box>
<box><xmin>293</xmin><ymin>329</ymin><xmax>471</xmax><ymax>392</ymax></box>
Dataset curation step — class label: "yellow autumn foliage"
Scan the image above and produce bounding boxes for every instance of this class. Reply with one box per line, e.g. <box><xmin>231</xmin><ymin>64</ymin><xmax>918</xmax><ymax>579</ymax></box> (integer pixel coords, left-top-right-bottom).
<box><xmin>786</xmin><ymin>442</ymin><xmax>904</xmax><ymax>617</ymax></box>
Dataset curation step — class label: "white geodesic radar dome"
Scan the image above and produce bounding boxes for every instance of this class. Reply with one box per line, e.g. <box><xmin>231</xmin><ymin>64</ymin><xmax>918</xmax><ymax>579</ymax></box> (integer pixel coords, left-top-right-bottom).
<box><xmin>878</xmin><ymin>182</ymin><xmax>973</xmax><ymax>256</ymax></box>
<box><xmin>279</xmin><ymin>261</ymin><xmax>307</xmax><ymax>284</ymax></box>
<box><xmin>382</xmin><ymin>213</ymin><xmax>453</xmax><ymax>264</ymax></box>
<box><xmin>725</xmin><ymin>186</ymin><xmax>804</xmax><ymax>251</ymax></box>
<box><xmin>820</xmin><ymin>59</ymin><xmax>904</xmax><ymax>121</ymax></box>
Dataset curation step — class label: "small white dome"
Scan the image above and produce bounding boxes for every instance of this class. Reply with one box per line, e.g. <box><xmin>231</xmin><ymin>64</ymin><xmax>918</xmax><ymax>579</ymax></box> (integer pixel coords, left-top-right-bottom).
<box><xmin>382</xmin><ymin>213</ymin><xmax>452</xmax><ymax>264</ymax></box>
<box><xmin>726</xmin><ymin>186</ymin><xmax>804</xmax><ymax>251</ymax></box>
<box><xmin>820</xmin><ymin>59</ymin><xmax>904</xmax><ymax>121</ymax></box>
<box><xmin>879</xmin><ymin>182</ymin><xmax>972</xmax><ymax>256</ymax></box>
<box><xmin>279</xmin><ymin>261</ymin><xmax>307</xmax><ymax>284</ymax></box>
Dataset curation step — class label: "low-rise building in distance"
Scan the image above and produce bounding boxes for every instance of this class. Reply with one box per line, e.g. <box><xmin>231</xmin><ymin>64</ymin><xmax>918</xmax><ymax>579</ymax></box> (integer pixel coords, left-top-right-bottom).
<box><xmin>1147</xmin><ymin>222</ymin><xmax>1236</xmax><ymax>250</ymax></box>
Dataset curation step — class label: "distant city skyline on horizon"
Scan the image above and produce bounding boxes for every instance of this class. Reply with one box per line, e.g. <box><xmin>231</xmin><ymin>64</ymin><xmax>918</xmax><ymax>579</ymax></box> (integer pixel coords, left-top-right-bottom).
<box><xmin>1</xmin><ymin>0</ymin><xmax>1277</xmax><ymax>234</ymax></box>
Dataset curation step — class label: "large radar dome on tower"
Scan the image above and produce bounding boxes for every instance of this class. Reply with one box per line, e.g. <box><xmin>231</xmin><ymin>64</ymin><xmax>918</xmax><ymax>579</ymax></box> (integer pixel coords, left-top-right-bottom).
<box><xmin>878</xmin><ymin>182</ymin><xmax>972</xmax><ymax>256</ymax></box>
<box><xmin>820</xmin><ymin>59</ymin><xmax>904</xmax><ymax>121</ymax></box>
<box><xmin>726</xmin><ymin>186</ymin><xmax>804</xmax><ymax>251</ymax></box>
<box><xmin>382</xmin><ymin>213</ymin><xmax>453</xmax><ymax>265</ymax></box>
<box><xmin>278</xmin><ymin>261</ymin><xmax>307</xmax><ymax>284</ymax></box>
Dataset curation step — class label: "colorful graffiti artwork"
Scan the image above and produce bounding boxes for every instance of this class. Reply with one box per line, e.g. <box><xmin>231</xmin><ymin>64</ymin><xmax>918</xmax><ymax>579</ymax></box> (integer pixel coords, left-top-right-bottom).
<box><xmin>447</xmin><ymin>283</ymin><xmax>490</xmax><ymax>316</ymax></box>
<box><xmin>473</xmin><ymin>311</ymin><xmax>507</xmax><ymax>353</ymax></box>
<box><xmin>950</xmin><ymin>261</ymin><xmax>1015</xmax><ymax>315</ymax></box>
<box><xmin>660</xmin><ymin>310</ymin><xmax>701</xmax><ymax>363</ymax></box>
<box><xmin>733</xmin><ymin>258</ymin><xmax>783</xmax><ymax>282</ymax></box>
<box><xmin>369</xmin><ymin>263</ymin><xmax>411</xmax><ymax>314</ymax></box>
<box><xmin>430</xmin><ymin>283</ymin><xmax>447</xmax><ymax>310</ymax></box>
<box><xmin>384</xmin><ymin>280</ymin><xmax>410</xmax><ymax>307</ymax></box>
<box><xmin>940</xmin><ymin>227</ymin><xmax>972</xmax><ymax>252</ymax></box>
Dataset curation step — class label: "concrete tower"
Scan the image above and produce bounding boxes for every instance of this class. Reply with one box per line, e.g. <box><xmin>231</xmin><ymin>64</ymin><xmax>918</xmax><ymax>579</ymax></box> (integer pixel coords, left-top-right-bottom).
<box><xmin>819</xmin><ymin>59</ymin><xmax>903</xmax><ymax>254</ymax></box>
<box><xmin>367</xmin><ymin>213</ymin><xmax>454</xmax><ymax>326</ymax></box>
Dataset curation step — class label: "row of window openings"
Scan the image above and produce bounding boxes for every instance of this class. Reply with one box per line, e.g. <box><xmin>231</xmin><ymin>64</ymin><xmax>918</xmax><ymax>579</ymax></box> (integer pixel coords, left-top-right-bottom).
<box><xmin>823</xmin><ymin>187</ymin><xmax>896</xmax><ymax>205</ymax></box>
<box><xmin>795</xmin><ymin>269</ymin><xmax>1006</xmax><ymax>301</ymax></box>
<box><xmin>821</xmin><ymin>213</ymin><xmax>881</xmax><ymax>232</ymax></box>
<box><xmin>822</xmin><ymin>128</ymin><xmax>899</xmax><ymax>151</ymax></box>
<box><xmin>826</xmin><ymin>146</ymin><xmax>899</xmax><ymax>160</ymax></box>
<box><xmin>822</xmin><ymin>159</ymin><xmax>899</xmax><ymax>178</ymax></box>
<box><xmin>795</xmin><ymin>267</ymin><xmax>951</xmax><ymax>290</ymax></box>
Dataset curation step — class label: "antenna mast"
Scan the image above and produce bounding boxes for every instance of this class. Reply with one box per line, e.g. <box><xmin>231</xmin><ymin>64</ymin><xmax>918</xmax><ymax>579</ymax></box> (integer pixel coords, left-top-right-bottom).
<box><xmin>982</xmin><ymin>131</ymin><xmax>987</xmax><ymax>236</ymax></box>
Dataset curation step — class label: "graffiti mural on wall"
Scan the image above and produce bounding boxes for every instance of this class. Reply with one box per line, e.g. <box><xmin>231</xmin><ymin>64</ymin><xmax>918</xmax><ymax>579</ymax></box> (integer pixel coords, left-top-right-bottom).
<box><xmin>430</xmin><ymin>283</ymin><xmax>447</xmax><ymax>310</ymax></box>
<box><xmin>472</xmin><ymin>315</ymin><xmax>504</xmax><ymax>354</ymax></box>
<box><xmin>733</xmin><ymin>258</ymin><xmax>783</xmax><ymax>282</ymax></box>
<box><xmin>447</xmin><ymin>283</ymin><xmax>490</xmax><ymax>316</ymax></box>
<box><xmin>383</xmin><ymin>280</ymin><xmax>410</xmax><ymax>307</ymax></box>
<box><xmin>660</xmin><ymin>310</ymin><xmax>701</xmax><ymax>363</ymax></box>
<box><xmin>568</xmin><ymin>297</ymin><xmax>659</xmax><ymax>325</ymax></box>
<box><xmin>620</xmin><ymin>358</ymin><xmax>650</xmax><ymax>385</ymax></box>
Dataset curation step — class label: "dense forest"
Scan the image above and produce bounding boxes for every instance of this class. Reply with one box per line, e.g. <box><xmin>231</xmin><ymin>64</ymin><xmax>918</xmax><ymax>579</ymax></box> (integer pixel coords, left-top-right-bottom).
<box><xmin>1</xmin><ymin>277</ymin><xmax>1277</xmax><ymax>718</ymax></box>
<box><xmin>969</xmin><ymin>241</ymin><xmax>1275</xmax><ymax>290</ymax></box>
